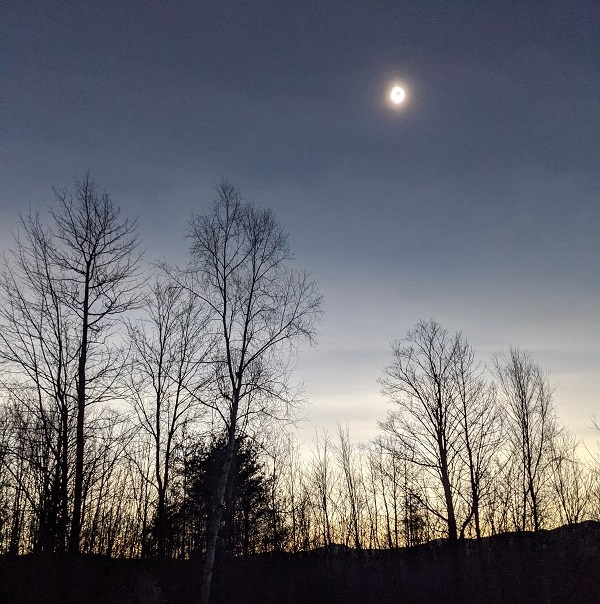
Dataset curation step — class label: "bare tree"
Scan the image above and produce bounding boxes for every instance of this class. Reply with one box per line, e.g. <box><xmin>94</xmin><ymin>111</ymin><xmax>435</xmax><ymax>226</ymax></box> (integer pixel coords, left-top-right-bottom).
<box><xmin>493</xmin><ymin>347</ymin><xmax>557</xmax><ymax>531</ymax></box>
<box><xmin>549</xmin><ymin>432</ymin><xmax>592</xmax><ymax>526</ymax></box>
<box><xmin>309</xmin><ymin>431</ymin><xmax>336</xmax><ymax>549</ymax></box>
<box><xmin>370</xmin><ymin>438</ymin><xmax>402</xmax><ymax>548</ymax></box>
<box><xmin>80</xmin><ymin>410</ymin><xmax>132</xmax><ymax>554</ymax></box>
<box><xmin>335</xmin><ymin>424</ymin><xmax>362</xmax><ymax>552</ymax></box>
<box><xmin>127</xmin><ymin>277</ymin><xmax>211</xmax><ymax>557</ymax></box>
<box><xmin>380</xmin><ymin>320</ymin><xmax>462</xmax><ymax>541</ymax></box>
<box><xmin>0</xmin><ymin>173</ymin><xmax>142</xmax><ymax>554</ymax></box>
<box><xmin>186</xmin><ymin>181</ymin><xmax>322</xmax><ymax>603</ymax></box>
<box><xmin>0</xmin><ymin>210</ymin><xmax>80</xmax><ymax>552</ymax></box>
<box><xmin>452</xmin><ymin>335</ymin><xmax>502</xmax><ymax>539</ymax></box>
<box><xmin>49</xmin><ymin>174</ymin><xmax>142</xmax><ymax>553</ymax></box>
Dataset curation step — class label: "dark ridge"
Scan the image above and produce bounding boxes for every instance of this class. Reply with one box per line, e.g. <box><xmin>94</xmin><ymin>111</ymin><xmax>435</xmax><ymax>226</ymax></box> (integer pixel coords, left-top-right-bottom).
<box><xmin>1</xmin><ymin>521</ymin><xmax>599</xmax><ymax>604</ymax></box>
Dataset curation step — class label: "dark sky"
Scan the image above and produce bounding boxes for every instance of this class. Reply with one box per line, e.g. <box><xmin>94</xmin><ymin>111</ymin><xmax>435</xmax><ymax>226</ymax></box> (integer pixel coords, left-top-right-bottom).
<box><xmin>2</xmin><ymin>1</ymin><xmax>599</xmax><ymax>442</ymax></box>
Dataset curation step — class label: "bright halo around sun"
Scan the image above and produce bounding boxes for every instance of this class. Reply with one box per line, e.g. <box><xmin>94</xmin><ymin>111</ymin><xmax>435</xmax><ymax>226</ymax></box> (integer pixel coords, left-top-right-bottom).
<box><xmin>390</xmin><ymin>85</ymin><xmax>406</xmax><ymax>105</ymax></box>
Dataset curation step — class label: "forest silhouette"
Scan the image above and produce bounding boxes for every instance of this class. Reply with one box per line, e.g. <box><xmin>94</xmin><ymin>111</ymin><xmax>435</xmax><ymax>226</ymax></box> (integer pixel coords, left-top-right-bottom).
<box><xmin>1</xmin><ymin>176</ymin><xmax>599</xmax><ymax>603</ymax></box>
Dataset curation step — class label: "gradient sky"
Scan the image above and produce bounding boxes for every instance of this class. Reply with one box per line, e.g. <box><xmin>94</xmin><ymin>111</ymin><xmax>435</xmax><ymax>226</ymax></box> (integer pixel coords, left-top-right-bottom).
<box><xmin>2</xmin><ymin>1</ymin><xmax>599</xmax><ymax>445</ymax></box>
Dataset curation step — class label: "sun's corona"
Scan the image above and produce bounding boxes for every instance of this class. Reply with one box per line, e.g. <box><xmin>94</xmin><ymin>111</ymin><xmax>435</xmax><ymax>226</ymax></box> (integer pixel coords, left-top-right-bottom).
<box><xmin>390</xmin><ymin>85</ymin><xmax>406</xmax><ymax>105</ymax></box>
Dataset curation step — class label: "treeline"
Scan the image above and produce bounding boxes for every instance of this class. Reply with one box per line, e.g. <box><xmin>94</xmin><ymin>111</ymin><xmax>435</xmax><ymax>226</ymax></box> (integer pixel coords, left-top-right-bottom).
<box><xmin>0</xmin><ymin>175</ymin><xmax>598</xmax><ymax>597</ymax></box>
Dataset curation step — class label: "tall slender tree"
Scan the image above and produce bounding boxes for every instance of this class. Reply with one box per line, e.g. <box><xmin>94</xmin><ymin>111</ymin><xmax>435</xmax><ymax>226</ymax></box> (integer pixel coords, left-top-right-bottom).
<box><xmin>0</xmin><ymin>212</ymin><xmax>78</xmax><ymax>552</ymax></box>
<box><xmin>51</xmin><ymin>174</ymin><xmax>142</xmax><ymax>553</ymax></box>
<box><xmin>380</xmin><ymin>320</ymin><xmax>462</xmax><ymax>541</ymax></box>
<box><xmin>1</xmin><ymin>173</ymin><xmax>142</xmax><ymax>554</ymax></box>
<box><xmin>494</xmin><ymin>347</ymin><xmax>557</xmax><ymax>531</ymax></box>
<box><xmin>127</xmin><ymin>277</ymin><xmax>211</xmax><ymax>558</ymax></box>
<box><xmin>186</xmin><ymin>181</ymin><xmax>322</xmax><ymax>603</ymax></box>
<box><xmin>452</xmin><ymin>335</ymin><xmax>502</xmax><ymax>539</ymax></box>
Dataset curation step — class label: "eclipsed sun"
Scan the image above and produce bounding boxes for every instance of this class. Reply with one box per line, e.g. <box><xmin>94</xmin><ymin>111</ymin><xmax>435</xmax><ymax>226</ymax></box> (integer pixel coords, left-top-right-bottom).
<box><xmin>390</xmin><ymin>85</ymin><xmax>406</xmax><ymax>105</ymax></box>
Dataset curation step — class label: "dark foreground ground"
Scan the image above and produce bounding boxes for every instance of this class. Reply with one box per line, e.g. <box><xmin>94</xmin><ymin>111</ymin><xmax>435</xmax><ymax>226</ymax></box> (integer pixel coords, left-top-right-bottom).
<box><xmin>1</xmin><ymin>521</ymin><xmax>599</xmax><ymax>604</ymax></box>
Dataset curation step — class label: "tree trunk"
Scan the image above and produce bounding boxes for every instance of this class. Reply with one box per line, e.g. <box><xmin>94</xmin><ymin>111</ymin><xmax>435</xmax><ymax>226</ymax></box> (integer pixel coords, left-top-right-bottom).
<box><xmin>69</xmin><ymin>269</ymin><xmax>90</xmax><ymax>554</ymax></box>
<box><xmin>59</xmin><ymin>401</ymin><xmax>69</xmax><ymax>552</ymax></box>
<box><xmin>199</xmin><ymin>400</ymin><xmax>238</xmax><ymax>604</ymax></box>
<box><xmin>439</xmin><ymin>443</ymin><xmax>457</xmax><ymax>542</ymax></box>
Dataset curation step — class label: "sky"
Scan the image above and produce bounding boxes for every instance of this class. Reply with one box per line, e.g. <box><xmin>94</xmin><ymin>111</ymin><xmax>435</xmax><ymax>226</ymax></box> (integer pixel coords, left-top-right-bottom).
<box><xmin>2</xmin><ymin>1</ymin><xmax>599</xmax><ymax>446</ymax></box>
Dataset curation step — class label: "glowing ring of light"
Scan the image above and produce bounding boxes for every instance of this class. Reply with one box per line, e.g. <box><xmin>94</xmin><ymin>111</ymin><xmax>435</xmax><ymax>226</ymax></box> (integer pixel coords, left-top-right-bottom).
<box><xmin>390</xmin><ymin>85</ymin><xmax>406</xmax><ymax>105</ymax></box>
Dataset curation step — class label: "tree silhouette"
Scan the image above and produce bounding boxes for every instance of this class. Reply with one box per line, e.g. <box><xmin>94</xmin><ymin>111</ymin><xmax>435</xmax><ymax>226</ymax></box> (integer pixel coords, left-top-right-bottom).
<box><xmin>185</xmin><ymin>181</ymin><xmax>322</xmax><ymax>603</ymax></box>
<box><xmin>0</xmin><ymin>173</ymin><xmax>142</xmax><ymax>554</ymax></box>
<box><xmin>174</xmin><ymin>435</ymin><xmax>274</xmax><ymax>560</ymax></box>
